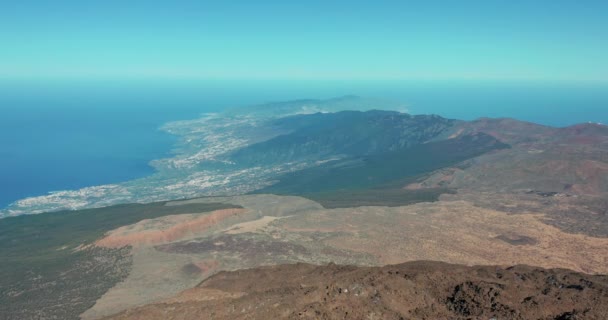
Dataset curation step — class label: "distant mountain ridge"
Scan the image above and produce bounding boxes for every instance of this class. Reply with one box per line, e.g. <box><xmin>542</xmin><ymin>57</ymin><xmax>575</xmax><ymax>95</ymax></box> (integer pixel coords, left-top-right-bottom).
<box><xmin>224</xmin><ymin>95</ymin><xmax>408</xmax><ymax>117</ymax></box>
<box><xmin>259</xmin><ymin>132</ymin><xmax>507</xmax><ymax>194</ymax></box>
<box><xmin>2</xmin><ymin>95</ymin><xmax>607</xmax><ymax>217</ymax></box>
<box><xmin>228</xmin><ymin>110</ymin><xmax>457</xmax><ymax>166</ymax></box>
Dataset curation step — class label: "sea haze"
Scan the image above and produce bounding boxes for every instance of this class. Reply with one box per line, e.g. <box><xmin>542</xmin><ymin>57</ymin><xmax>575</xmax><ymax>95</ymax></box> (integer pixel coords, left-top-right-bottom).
<box><xmin>0</xmin><ymin>82</ymin><xmax>222</xmax><ymax>208</ymax></box>
<box><xmin>0</xmin><ymin>80</ymin><xmax>607</xmax><ymax>210</ymax></box>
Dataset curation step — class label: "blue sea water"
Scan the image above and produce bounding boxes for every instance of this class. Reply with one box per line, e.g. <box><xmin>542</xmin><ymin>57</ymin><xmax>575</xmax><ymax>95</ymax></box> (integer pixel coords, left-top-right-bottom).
<box><xmin>0</xmin><ymin>82</ymin><xmax>222</xmax><ymax>208</ymax></box>
<box><xmin>1</xmin><ymin>80</ymin><xmax>607</xmax><ymax>208</ymax></box>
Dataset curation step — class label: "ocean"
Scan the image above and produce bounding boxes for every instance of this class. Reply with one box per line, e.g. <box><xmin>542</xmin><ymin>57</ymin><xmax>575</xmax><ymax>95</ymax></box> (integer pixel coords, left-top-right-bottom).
<box><xmin>1</xmin><ymin>79</ymin><xmax>607</xmax><ymax>208</ymax></box>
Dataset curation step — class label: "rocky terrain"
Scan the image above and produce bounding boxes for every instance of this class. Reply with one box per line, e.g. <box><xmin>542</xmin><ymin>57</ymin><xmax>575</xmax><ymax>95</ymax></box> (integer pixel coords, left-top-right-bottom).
<box><xmin>414</xmin><ymin>119</ymin><xmax>608</xmax><ymax>195</ymax></box>
<box><xmin>74</xmin><ymin>193</ymin><xmax>608</xmax><ymax>319</ymax></box>
<box><xmin>105</xmin><ymin>261</ymin><xmax>608</xmax><ymax>320</ymax></box>
<box><xmin>1</xmin><ymin>97</ymin><xmax>608</xmax><ymax>319</ymax></box>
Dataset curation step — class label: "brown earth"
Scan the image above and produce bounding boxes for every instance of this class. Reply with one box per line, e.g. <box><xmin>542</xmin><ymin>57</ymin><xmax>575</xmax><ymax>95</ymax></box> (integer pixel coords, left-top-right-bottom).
<box><xmin>440</xmin><ymin>190</ymin><xmax>608</xmax><ymax>238</ymax></box>
<box><xmin>105</xmin><ymin>261</ymin><xmax>608</xmax><ymax>320</ymax></box>
<box><xmin>82</xmin><ymin>194</ymin><xmax>608</xmax><ymax>319</ymax></box>
<box><xmin>419</xmin><ymin>120</ymin><xmax>608</xmax><ymax>196</ymax></box>
<box><xmin>285</xmin><ymin>200</ymin><xmax>608</xmax><ymax>274</ymax></box>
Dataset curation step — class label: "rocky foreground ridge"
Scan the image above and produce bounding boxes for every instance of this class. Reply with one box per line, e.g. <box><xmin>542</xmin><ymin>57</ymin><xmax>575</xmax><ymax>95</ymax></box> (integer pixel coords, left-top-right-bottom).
<box><xmin>106</xmin><ymin>261</ymin><xmax>608</xmax><ymax>320</ymax></box>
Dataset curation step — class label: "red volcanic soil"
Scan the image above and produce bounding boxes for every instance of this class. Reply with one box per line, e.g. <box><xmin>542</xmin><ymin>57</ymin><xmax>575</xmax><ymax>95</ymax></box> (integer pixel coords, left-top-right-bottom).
<box><xmin>568</xmin><ymin>160</ymin><xmax>608</xmax><ymax>194</ymax></box>
<box><xmin>556</xmin><ymin>123</ymin><xmax>608</xmax><ymax>145</ymax></box>
<box><xmin>194</xmin><ymin>259</ymin><xmax>220</xmax><ymax>274</ymax></box>
<box><xmin>106</xmin><ymin>261</ymin><xmax>608</xmax><ymax>320</ymax></box>
<box><xmin>461</xmin><ymin>118</ymin><xmax>608</xmax><ymax>147</ymax></box>
<box><xmin>463</xmin><ymin>118</ymin><xmax>557</xmax><ymax>145</ymax></box>
<box><xmin>95</xmin><ymin>208</ymin><xmax>246</xmax><ymax>248</ymax></box>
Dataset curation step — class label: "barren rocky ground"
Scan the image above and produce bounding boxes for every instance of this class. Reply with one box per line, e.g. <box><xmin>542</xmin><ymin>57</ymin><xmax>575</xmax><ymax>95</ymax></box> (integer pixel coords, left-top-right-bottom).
<box><xmin>82</xmin><ymin>193</ymin><xmax>608</xmax><ymax>319</ymax></box>
<box><xmin>105</xmin><ymin>261</ymin><xmax>608</xmax><ymax>320</ymax></box>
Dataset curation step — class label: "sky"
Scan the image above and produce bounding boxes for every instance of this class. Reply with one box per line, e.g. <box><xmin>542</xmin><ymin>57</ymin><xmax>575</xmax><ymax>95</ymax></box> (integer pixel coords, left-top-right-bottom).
<box><xmin>1</xmin><ymin>0</ymin><xmax>607</xmax><ymax>83</ymax></box>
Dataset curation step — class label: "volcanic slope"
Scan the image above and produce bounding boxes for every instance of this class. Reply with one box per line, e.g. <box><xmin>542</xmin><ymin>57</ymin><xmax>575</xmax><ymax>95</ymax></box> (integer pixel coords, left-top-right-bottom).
<box><xmin>402</xmin><ymin>118</ymin><xmax>608</xmax><ymax>238</ymax></box>
<box><xmin>0</xmin><ymin>201</ymin><xmax>239</xmax><ymax>320</ymax></box>
<box><xmin>77</xmin><ymin>193</ymin><xmax>608</xmax><ymax>319</ymax></box>
<box><xmin>105</xmin><ymin>261</ymin><xmax>608</xmax><ymax>320</ymax></box>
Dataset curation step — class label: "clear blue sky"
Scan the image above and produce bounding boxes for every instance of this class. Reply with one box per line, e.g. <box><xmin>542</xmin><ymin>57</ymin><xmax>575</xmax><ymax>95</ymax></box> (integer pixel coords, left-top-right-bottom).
<box><xmin>1</xmin><ymin>0</ymin><xmax>607</xmax><ymax>83</ymax></box>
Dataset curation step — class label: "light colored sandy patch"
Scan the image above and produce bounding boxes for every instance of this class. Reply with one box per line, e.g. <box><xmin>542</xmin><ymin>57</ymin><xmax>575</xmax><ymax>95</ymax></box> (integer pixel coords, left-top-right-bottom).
<box><xmin>163</xmin><ymin>288</ymin><xmax>244</xmax><ymax>304</ymax></box>
<box><xmin>527</xmin><ymin>148</ymin><xmax>545</xmax><ymax>154</ymax></box>
<box><xmin>404</xmin><ymin>167</ymin><xmax>460</xmax><ymax>189</ymax></box>
<box><xmin>95</xmin><ymin>208</ymin><xmax>246</xmax><ymax>248</ymax></box>
<box><xmin>448</xmin><ymin>128</ymin><xmax>464</xmax><ymax>139</ymax></box>
<box><xmin>193</xmin><ymin>259</ymin><xmax>220</xmax><ymax>274</ymax></box>
<box><xmin>81</xmin><ymin>248</ymin><xmax>197</xmax><ymax>319</ymax></box>
<box><xmin>309</xmin><ymin>201</ymin><xmax>608</xmax><ymax>274</ymax></box>
<box><xmin>403</xmin><ymin>182</ymin><xmax>424</xmax><ymax>190</ymax></box>
<box><xmin>72</xmin><ymin>243</ymin><xmax>93</xmax><ymax>252</ymax></box>
<box><xmin>223</xmin><ymin>216</ymin><xmax>283</xmax><ymax>234</ymax></box>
